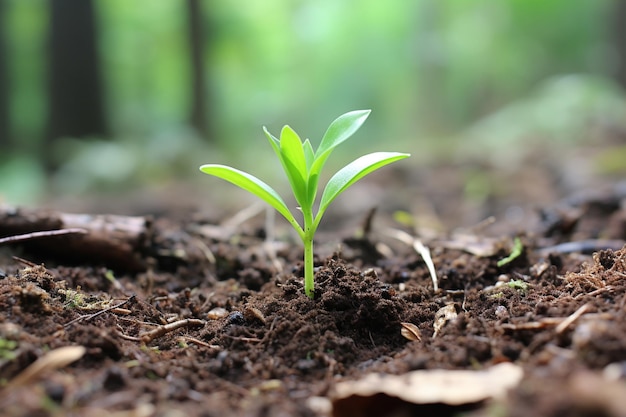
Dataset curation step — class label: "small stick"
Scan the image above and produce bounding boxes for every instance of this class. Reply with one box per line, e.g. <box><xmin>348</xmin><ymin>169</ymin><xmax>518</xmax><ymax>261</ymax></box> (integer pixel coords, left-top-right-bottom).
<box><xmin>500</xmin><ymin>307</ymin><xmax>601</xmax><ymax>332</ymax></box>
<box><xmin>0</xmin><ymin>228</ymin><xmax>88</xmax><ymax>245</ymax></box>
<box><xmin>222</xmin><ymin>334</ymin><xmax>262</xmax><ymax>343</ymax></box>
<box><xmin>115</xmin><ymin>330</ymin><xmax>141</xmax><ymax>342</ymax></box>
<box><xmin>555</xmin><ymin>303</ymin><xmax>591</xmax><ymax>334</ymax></box>
<box><xmin>12</xmin><ymin>256</ymin><xmax>60</xmax><ymax>279</ymax></box>
<box><xmin>12</xmin><ymin>256</ymin><xmax>39</xmax><ymax>267</ymax></box>
<box><xmin>64</xmin><ymin>296</ymin><xmax>135</xmax><ymax>328</ymax></box>
<box><xmin>140</xmin><ymin>318</ymin><xmax>205</xmax><ymax>344</ymax></box>
<box><xmin>181</xmin><ymin>336</ymin><xmax>220</xmax><ymax>349</ymax></box>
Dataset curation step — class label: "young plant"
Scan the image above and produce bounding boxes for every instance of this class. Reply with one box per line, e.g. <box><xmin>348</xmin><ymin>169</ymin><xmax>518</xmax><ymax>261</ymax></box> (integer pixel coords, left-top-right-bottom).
<box><xmin>200</xmin><ymin>110</ymin><xmax>410</xmax><ymax>298</ymax></box>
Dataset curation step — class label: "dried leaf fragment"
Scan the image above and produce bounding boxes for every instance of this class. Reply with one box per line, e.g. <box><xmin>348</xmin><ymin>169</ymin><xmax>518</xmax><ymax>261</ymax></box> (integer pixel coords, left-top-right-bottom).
<box><xmin>207</xmin><ymin>307</ymin><xmax>228</xmax><ymax>320</ymax></box>
<box><xmin>244</xmin><ymin>306</ymin><xmax>266</xmax><ymax>324</ymax></box>
<box><xmin>332</xmin><ymin>362</ymin><xmax>523</xmax><ymax>417</ymax></box>
<box><xmin>400</xmin><ymin>322</ymin><xmax>421</xmax><ymax>341</ymax></box>
<box><xmin>433</xmin><ymin>304</ymin><xmax>458</xmax><ymax>338</ymax></box>
<box><xmin>10</xmin><ymin>345</ymin><xmax>86</xmax><ymax>386</ymax></box>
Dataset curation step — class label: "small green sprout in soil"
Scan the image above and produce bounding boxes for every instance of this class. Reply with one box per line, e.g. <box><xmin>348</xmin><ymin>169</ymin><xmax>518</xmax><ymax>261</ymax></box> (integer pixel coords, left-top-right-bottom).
<box><xmin>497</xmin><ymin>237</ymin><xmax>523</xmax><ymax>267</ymax></box>
<box><xmin>200</xmin><ymin>110</ymin><xmax>410</xmax><ymax>298</ymax></box>
<box><xmin>0</xmin><ymin>338</ymin><xmax>18</xmax><ymax>360</ymax></box>
<box><xmin>506</xmin><ymin>279</ymin><xmax>529</xmax><ymax>293</ymax></box>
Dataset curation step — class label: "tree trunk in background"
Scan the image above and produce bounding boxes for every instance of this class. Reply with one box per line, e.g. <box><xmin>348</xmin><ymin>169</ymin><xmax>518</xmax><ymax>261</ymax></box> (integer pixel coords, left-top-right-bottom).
<box><xmin>46</xmin><ymin>0</ymin><xmax>106</xmax><ymax>152</ymax></box>
<box><xmin>0</xmin><ymin>1</ymin><xmax>9</xmax><ymax>149</ymax></box>
<box><xmin>186</xmin><ymin>0</ymin><xmax>210</xmax><ymax>140</ymax></box>
<box><xmin>415</xmin><ymin>0</ymin><xmax>444</xmax><ymax>133</ymax></box>
<box><xmin>614</xmin><ymin>1</ymin><xmax>626</xmax><ymax>89</ymax></box>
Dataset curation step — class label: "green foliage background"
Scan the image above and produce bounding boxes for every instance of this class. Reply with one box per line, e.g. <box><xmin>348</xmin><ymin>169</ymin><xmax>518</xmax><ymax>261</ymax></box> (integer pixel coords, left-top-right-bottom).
<box><xmin>1</xmin><ymin>0</ymin><xmax>625</xmax><ymax>205</ymax></box>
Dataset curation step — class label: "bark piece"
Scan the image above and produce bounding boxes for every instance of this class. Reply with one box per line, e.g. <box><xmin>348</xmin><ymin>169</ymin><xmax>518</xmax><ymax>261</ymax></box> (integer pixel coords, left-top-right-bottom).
<box><xmin>0</xmin><ymin>205</ymin><xmax>151</xmax><ymax>271</ymax></box>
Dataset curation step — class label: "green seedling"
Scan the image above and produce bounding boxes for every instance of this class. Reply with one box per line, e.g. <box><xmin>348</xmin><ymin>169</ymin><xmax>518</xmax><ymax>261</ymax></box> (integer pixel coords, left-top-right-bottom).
<box><xmin>0</xmin><ymin>338</ymin><xmax>18</xmax><ymax>360</ymax></box>
<box><xmin>200</xmin><ymin>110</ymin><xmax>410</xmax><ymax>298</ymax></box>
<box><xmin>497</xmin><ymin>237</ymin><xmax>523</xmax><ymax>267</ymax></box>
<box><xmin>507</xmin><ymin>279</ymin><xmax>529</xmax><ymax>293</ymax></box>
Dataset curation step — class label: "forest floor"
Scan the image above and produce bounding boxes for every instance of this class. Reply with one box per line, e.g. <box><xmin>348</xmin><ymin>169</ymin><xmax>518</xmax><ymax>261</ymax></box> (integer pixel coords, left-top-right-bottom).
<box><xmin>1</xmin><ymin>142</ymin><xmax>626</xmax><ymax>417</ymax></box>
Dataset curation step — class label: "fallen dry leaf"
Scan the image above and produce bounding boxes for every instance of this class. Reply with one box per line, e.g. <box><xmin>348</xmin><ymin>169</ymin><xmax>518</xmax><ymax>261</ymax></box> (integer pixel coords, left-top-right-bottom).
<box><xmin>433</xmin><ymin>304</ymin><xmax>458</xmax><ymax>338</ymax></box>
<box><xmin>10</xmin><ymin>345</ymin><xmax>86</xmax><ymax>387</ymax></box>
<box><xmin>331</xmin><ymin>362</ymin><xmax>523</xmax><ymax>417</ymax></box>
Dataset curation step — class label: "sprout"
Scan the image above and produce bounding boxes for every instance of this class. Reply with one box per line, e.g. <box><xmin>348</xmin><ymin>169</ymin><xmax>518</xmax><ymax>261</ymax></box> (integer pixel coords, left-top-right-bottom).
<box><xmin>200</xmin><ymin>110</ymin><xmax>410</xmax><ymax>298</ymax></box>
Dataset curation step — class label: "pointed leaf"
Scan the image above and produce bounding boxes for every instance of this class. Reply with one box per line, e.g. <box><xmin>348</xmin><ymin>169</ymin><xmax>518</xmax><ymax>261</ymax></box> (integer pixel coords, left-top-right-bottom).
<box><xmin>279</xmin><ymin>126</ymin><xmax>309</xmax><ymax>205</ymax></box>
<box><xmin>316</xmin><ymin>110</ymin><xmax>371</xmax><ymax>158</ymax></box>
<box><xmin>303</xmin><ymin>139</ymin><xmax>315</xmax><ymax>171</ymax></box>
<box><xmin>280</xmin><ymin>126</ymin><xmax>307</xmax><ymax>180</ymax></box>
<box><xmin>263</xmin><ymin>127</ymin><xmax>308</xmax><ymax>206</ymax></box>
<box><xmin>263</xmin><ymin>126</ymin><xmax>282</xmax><ymax>159</ymax></box>
<box><xmin>306</xmin><ymin>172</ymin><xmax>319</xmax><ymax>208</ymax></box>
<box><xmin>199</xmin><ymin>164</ymin><xmax>300</xmax><ymax>231</ymax></box>
<box><xmin>318</xmin><ymin>152</ymin><xmax>410</xmax><ymax>215</ymax></box>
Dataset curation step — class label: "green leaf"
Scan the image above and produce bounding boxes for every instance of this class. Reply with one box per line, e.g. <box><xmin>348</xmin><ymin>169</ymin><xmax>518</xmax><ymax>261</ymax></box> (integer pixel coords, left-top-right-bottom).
<box><xmin>263</xmin><ymin>126</ymin><xmax>308</xmax><ymax>206</ymax></box>
<box><xmin>303</xmin><ymin>139</ymin><xmax>317</xmax><ymax>204</ymax></box>
<box><xmin>497</xmin><ymin>237</ymin><xmax>523</xmax><ymax>267</ymax></box>
<box><xmin>309</xmin><ymin>110</ymin><xmax>371</xmax><ymax>195</ymax></box>
<box><xmin>279</xmin><ymin>126</ymin><xmax>309</xmax><ymax>205</ymax></box>
<box><xmin>280</xmin><ymin>126</ymin><xmax>307</xmax><ymax>179</ymax></box>
<box><xmin>199</xmin><ymin>164</ymin><xmax>301</xmax><ymax>232</ymax></box>
<box><xmin>316</xmin><ymin>110</ymin><xmax>371</xmax><ymax>158</ymax></box>
<box><xmin>318</xmin><ymin>152</ymin><xmax>410</xmax><ymax>216</ymax></box>
<box><xmin>303</xmin><ymin>139</ymin><xmax>315</xmax><ymax>171</ymax></box>
<box><xmin>263</xmin><ymin>126</ymin><xmax>281</xmax><ymax>157</ymax></box>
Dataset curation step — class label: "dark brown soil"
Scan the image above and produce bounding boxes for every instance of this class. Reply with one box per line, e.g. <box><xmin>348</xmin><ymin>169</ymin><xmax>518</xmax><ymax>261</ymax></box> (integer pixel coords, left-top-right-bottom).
<box><xmin>2</xmin><ymin>176</ymin><xmax>626</xmax><ymax>416</ymax></box>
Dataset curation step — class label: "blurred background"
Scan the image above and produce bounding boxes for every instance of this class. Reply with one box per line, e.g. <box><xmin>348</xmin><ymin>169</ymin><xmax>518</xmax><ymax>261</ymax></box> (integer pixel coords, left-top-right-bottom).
<box><xmin>1</xmin><ymin>0</ymin><xmax>625</xmax><ymax>227</ymax></box>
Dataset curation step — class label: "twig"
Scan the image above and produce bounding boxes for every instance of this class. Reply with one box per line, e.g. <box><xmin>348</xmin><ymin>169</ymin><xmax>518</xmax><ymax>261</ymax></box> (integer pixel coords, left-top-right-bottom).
<box><xmin>555</xmin><ymin>303</ymin><xmax>591</xmax><ymax>334</ymax></box>
<box><xmin>115</xmin><ymin>329</ymin><xmax>141</xmax><ymax>342</ymax></box>
<box><xmin>12</xmin><ymin>256</ymin><xmax>60</xmax><ymax>279</ymax></box>
<box><xmin>0</xmin><ymin>228</ymin><xmax>88</xmax><ymax>245</ymax></box>
<box><xmin>64</xmin><ymin>296</ymin><xmax>136</xmax><ymax>328</ymax></box>
<box><xmin>575</xmin><ymin>286</ymin><xmax>613</xmax><ymax>299</ymax></box>
<box><xmin>500</xmin><ymin>309</ymin><xmax>606</xmax><ymax>332</ymax></box>
<box><xmin>12</xmin><ymin>256</ymin><xmax>39</xmax><ymax>267</ymax></box>
<box><xmin>180</xmin><ymin>336</ymin><xmax>220</xmax><ymax>349</ymax></box>
<box><xmin>222</xmin><ymin>334</ymin><xmax>262</xmax><ymax>343</ymax></box>
<box><xmin>192</xmin><ymin>237</ymin><xmax>217</xmax><ymax>265</ymax></box>
<box><xmin>139</xmin><ymin>318</ymin><xmax>206</xmax><ymax>344</ymax></box>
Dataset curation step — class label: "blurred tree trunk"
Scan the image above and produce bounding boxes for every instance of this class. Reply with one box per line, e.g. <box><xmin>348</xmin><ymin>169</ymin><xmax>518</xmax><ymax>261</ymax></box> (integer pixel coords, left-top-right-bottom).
<box><xmin>614</xmin><ymin>1</ymin><xmax>626</xmax><ymax>89</ymax></box>
<box><xmin>46</xmin><ymin>0</ymin><xmax>106</xmax><ymax>152</ymax></box>
<box><xmin>415</xmin><ymin>0</ymin><xmax>444</xmax><ymax>133</ymax></box>
<box><xmin>0</xmin><ymin>1</ymin><xmax>9</xmax><ymax>149</ymax></box>
<box><xmin>186</xmin><ymin>0</ymin><xmax>210</xmax><ymax>139</ymax></box>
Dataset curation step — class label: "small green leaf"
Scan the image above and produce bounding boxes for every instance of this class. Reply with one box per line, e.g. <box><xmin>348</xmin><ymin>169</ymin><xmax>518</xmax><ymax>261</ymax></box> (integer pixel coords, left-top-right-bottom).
<box><xmin>309</xmin><ymin>110</ymin><xmax>371</xmax><ymax>194</ymax></box>
<box><xmin>303</xmin><ymin>139</ymin><xmax>315</xmax><ymax>170</ymax></box>
<box><xmin>497</xmin><ymin>237</ymin><xmax>524</xmax><ymax>267</ymax></box>
<box><xmin>279</xmin><ymin>126</ymin><xmax>309</xmax><ymax>205</ymax></box>
<box><xmin>279</xmin><ymin>126</ymin><xmax>307</xmax><ymax>180</ymax></box>
<box><xmin>306</xmin><ymin>172</ymin><xmax>319</xmax><ymax>207</ymax></box>
<box><xmin>316</xmin><ymin>110</ymin><xmax>371</xmax><ymax>158</ymax></box>
<box><xmin>199</xmin><ymin>164</ymin><xmax>301</xmax><ymax>233</ymax></box>
<box><xmin>318</xmin><ymin>152</ymin><xmax>410</xmax><ymax>216</ymax></box>
<box><xmin>263</xmin><ymin>127</ymin><xmax>308</xmax><ymax>206</ymax></box>
<box><xmin>263</xmin><ymin>127</ymin><xmax>282</xmax><ymax>158</ymax></box>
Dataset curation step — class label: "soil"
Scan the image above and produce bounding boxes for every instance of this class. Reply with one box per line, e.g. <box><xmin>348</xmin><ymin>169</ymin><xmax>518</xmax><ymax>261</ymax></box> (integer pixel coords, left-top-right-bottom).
<box><xmin>2</xmin><ymin>158</ymin><xmax>626</xmax><ymax>416</ymax></box>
